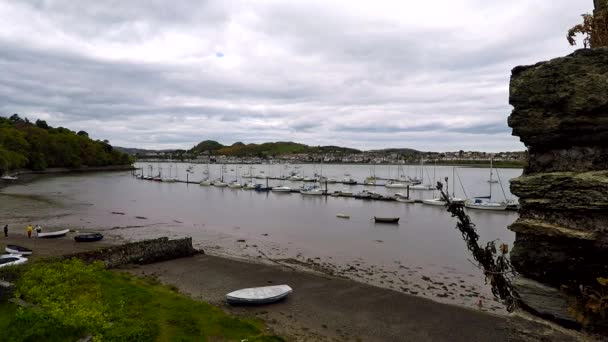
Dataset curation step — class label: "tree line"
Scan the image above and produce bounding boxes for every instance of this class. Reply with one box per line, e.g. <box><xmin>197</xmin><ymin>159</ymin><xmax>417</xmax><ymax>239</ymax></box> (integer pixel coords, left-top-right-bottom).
<box><xmin>0</xmin><ymin>114</ymin><xmax>133</xmax><ymax>175</ymax></box>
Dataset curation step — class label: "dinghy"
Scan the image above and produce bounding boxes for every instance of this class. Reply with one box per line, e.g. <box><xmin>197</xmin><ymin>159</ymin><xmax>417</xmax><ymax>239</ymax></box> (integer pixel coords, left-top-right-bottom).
<box><xmin>5</xmin><ymin>245</ymin><xmax>32</xmax><ymax>255</ymax></box>
<box><xmin>74</xmin><ymin>233</ymin><xmax>104</xmax><ymax>242</ymax></box>
<box><xmin>36</xmin><ymin>228</ymin><xmax>70</xmax><ymax>238</ymax></box>
<box><xmin>374</xmin><ymin>217</ymin><xmax>400</xmax><ymax>224</ymax></box>
<box><xmin>336</xmin><ymin>214</ymin><xmax>350</xmax><ymax>219</ymax></box>
<box><xmin>0</xmin><ymin>254</ymin><xmax>27</xmax><ymax>268</ymax></box>
<box><xmin>226</xmin><ymin>285</ymin><xmax>292</xmax><ymax>305</ymax></box>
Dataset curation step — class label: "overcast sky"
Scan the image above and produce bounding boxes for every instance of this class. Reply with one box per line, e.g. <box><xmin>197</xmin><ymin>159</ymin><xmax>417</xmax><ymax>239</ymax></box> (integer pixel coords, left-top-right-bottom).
<box><xmin>0</xmin><ymin>1</ymin><xmax>592</xmax><ymax>151</ymax></box>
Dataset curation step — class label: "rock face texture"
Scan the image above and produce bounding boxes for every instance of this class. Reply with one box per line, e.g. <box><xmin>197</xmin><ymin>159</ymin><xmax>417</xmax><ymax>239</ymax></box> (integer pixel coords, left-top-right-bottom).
<box><xmin>508</xmin><ymin>48</ymin><xmax>608</xmax><ymax>338</ymax></box>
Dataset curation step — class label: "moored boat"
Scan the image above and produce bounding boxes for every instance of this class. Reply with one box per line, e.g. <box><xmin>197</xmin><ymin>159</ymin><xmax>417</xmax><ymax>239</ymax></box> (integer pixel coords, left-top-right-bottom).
<box><xmin>374</xmin><ymin>217</ymin><xmax>400</xmax><ymax>224</ymax></box>
<box><xmin>336</xmin><ymin>213</ymin><xmax>350</xmax><ymax>219</ymax></box>
<box><xmin>226</xmin><ymin>285</ymin><xmax>292</xmax><ymax>305</ymax></box>
<box><xmin>74</xmin><ymin>232</ymin><xmax>104</xmax><ymax>242</ymax></box>
<box><xmin>385</xmin><ymin>181</ymin><xmax>408</xmax><ymax>188</ymax></box>
<box><xmin>5</xmin><ymin>245</ymin><xmax>32</xmax><ymax>255</ymax></box>
<box><xmin>464</xmin><ymin>198</ymin><xmax>508</xmax><ymax>211</ymax></box>
<box><xmin>272</xmin><ymin>186</ymin><xmax>292</xmax><ymax>192</ymax></box>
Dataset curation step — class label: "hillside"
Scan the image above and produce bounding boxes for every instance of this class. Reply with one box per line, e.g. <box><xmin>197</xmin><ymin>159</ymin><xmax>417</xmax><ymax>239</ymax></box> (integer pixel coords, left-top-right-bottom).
<box><xmin>0</xmin><ymin>114</ymin><xmax>133</xmax><ymax>175</ymax></box>
<box><xmin>190</xmin><ymin>140</ymin><xmax>361</xmax><ymax>157</ymax></box>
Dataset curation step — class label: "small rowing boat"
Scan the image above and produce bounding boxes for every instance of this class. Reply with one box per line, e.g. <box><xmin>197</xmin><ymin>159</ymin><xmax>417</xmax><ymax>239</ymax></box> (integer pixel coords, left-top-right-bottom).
<box><xmin>336</xmin><ymin>213</ymin><xmax>350</xmax><ymax>219</ymax></box>
<box><xmin>36</xmin><ymin>228</ymin><xmax>70</xmax><ymax>238</ymax></box>
<box><xmin>5</xmin><ymin>245</ymin><xmax>32</xmax><ymax>255</ymax></box>
<box><xmin>74</xmin><ymin>233</ymin><xmax>104</xmax><ymax>242</ymax></box>
<box><xmin>226</xmin><ymin>285</ymin><xmax>292</xmax><ymax>305</ymax></box>
<box><xmin>374</xmin><ymin>217</ymin><xmax>400</xmax><ymax>224</ymax></box>
<box><xmin>0</xmin><ymin>254</ymin><xmax>27</xmax><ymax>268</ymax></box>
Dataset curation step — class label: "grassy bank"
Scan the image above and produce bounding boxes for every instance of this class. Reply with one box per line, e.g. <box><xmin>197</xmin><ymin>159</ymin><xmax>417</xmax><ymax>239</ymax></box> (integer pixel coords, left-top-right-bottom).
<box><xmin>0</xmin><ymin>259</ymin><xmax>283</xmax><ymax>342</ymax></box>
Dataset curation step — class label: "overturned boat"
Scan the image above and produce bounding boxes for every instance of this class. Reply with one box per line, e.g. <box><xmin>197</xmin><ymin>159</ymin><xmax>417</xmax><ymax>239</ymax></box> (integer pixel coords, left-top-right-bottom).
<box><xmin>74</xmin><ymin>232</ymin><xmax>104</xmax><ymax>242</ymax></box>
<box><xmin>5</xmin><ymin>245</ymin><xmax>32</xmax><ymax>255</ymax></box>
<box><xmin>226</xmin><ymin>285</ymin><xmax>292</xmax><ymax>305</ymax></box>
<box><xmin>36</xmin><ymin>228</ymin><xmax>70</xmax><ymax>238</ymax></box>
<box><xmin>0</xmin><ymin>254</ymin><xmax>27</xmax><ymax>268</ymax></box>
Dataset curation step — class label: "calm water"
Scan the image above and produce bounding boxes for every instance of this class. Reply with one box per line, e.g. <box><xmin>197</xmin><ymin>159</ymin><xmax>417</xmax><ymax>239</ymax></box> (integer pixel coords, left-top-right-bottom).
<box><xmin>1</xmin><ymin>162</ymin><xmax>522</xmax><ymax>312</ymax></box>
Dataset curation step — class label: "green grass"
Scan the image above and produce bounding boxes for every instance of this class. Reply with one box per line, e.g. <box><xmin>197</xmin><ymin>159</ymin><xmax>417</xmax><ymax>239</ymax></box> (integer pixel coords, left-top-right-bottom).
<box><xmin>0</xmin><ymin>259</ymin><xmax>283</xmax><ymax>342</ymax></box>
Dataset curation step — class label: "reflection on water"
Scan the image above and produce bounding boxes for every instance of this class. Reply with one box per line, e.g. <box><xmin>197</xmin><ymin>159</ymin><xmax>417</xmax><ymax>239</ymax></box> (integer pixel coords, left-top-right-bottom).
<box><xmin>2</xmin><ymin>163</ymin><xmax>522</xmax><ymax>313</ymax></box>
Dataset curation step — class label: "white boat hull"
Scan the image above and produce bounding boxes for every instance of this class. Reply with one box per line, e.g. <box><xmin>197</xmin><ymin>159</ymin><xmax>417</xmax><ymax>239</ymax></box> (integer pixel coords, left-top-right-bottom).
<box><xmin>465</xmin><ymin>202</ymin><xmax>508</xmax><ymax>211</ymax></box>
<box><xmin>36</xmin><ymin>228</ymin><xmax>70</xmax><ymax>238</ymax></box>
<box><xmin>0</xmin><ymin>255</ymin><xmax>28</xmax><ymax>268</ymax></box>
<box><xmin>226</xmin><ymin>285</ymin><xmax>292</xmax><ymax>305</ymax></box>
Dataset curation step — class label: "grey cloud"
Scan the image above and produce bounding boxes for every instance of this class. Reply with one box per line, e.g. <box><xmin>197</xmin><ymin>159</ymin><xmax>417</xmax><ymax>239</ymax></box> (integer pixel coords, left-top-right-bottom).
<box><xmin>0</xmin><ymin>1</ymin><xmax>592</xmax><ymax>151</ymax></box>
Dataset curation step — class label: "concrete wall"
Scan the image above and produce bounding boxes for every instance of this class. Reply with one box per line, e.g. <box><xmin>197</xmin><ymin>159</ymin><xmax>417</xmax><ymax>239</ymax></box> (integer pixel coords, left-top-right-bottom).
<box><xmin>64</xmin><ymin>237</ymin><xmax>199</xmax><ymax>268</ymax></box>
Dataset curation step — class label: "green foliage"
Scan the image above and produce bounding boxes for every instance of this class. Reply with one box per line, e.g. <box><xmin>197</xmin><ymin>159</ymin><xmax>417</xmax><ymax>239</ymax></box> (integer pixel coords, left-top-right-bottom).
<box><xmin>0</xmin><ymin>114</ymin><xmax>133</xmax><ymax>174</ymax></box>
<box><xmin>189</xmin><ymin>140</ymin><xmax>362</xmax><ymax>158</ymax></box>
<box><xmin>0</xmin><ymin>259</ymin><xmax>283</xmax><ymax>342</ymax></box>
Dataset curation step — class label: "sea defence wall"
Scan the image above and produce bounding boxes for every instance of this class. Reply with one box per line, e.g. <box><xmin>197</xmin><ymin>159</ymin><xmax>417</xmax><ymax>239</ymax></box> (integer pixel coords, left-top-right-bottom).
<box><xmin>64</xmin><ymin>237</ymin><xmax>199</xmax><ymax>268</ymax></box>
<box><xmin>507</xmin><ymin>48</ymin><xmax>608</xmax><ymax>340</ymax></box>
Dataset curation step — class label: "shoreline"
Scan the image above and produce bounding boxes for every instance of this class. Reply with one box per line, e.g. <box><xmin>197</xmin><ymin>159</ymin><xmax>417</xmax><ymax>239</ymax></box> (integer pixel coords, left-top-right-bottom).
<box><xmin>0</xmin><ymin>165</ymin><xmax>135</xmax><ymax>189</ymax></box>
<box><xmin>1</xmin><ymin>233</ymin><xmax>507</xmax><ymax>341</ymax></box>
<box><xmin>135</xmin><ymin>160</ymin><xmax>525</xmax><ymax>169</ymax></box>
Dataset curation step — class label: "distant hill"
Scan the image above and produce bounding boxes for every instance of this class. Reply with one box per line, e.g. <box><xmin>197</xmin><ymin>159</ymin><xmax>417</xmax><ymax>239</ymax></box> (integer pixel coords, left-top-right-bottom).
<box><xmin>189</xmin><ymin>140</ymin><xmax>361</xmax><ymax>157</ymax></box>
<box><xmin>369</xmin><ymin>148</ymin><xmax>421</xmax><ymax>155</ymax></box>
<box><xmin>115</xmin><ymin>147</ymin><xmax>176</xmax><ymax>155</ymax></box>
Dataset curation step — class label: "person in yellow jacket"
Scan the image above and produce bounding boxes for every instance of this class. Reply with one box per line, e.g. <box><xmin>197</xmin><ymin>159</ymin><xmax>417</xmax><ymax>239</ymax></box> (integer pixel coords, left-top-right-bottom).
<box><xmin>26</xmin><ymin>224</ymin><xmax>33</xmax><ymax>238</ymax></box>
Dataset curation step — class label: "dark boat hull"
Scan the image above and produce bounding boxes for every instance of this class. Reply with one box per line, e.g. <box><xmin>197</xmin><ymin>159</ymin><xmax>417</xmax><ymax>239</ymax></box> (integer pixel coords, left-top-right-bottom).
<box><xmin>74</xmin><ymin>233</ymin><xmax>104</xmax><ymax>242</ymax></box>
<box><xmin>5</xmin><ymin>245</ymin><xmax>33</xmax><ymax>255</ymax></box>
<box><xmin>374</xmin><ymin>217</ymin><xmax>400</xmax><ymax>224</ymax></box>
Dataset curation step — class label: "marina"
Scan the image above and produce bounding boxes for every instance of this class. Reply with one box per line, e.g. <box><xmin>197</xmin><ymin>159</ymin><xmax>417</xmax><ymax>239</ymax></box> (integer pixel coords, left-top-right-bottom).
<box><xmin>0</xmin><ymin>163</ymin><xmax>520</xmax><ymax>312</ymax></box>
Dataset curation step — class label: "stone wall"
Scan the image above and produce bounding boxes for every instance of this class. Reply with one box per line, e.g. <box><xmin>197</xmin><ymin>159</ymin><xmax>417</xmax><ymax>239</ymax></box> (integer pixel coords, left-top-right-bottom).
<box><xmin>64</xmin><ymin>237</ymin><xmax>199</xmax><ymax>268</ymax></box>
<box><xmin>507</xmin><ymin>48</ymin><xmax>608</xmax><ymax>339</ymax></box>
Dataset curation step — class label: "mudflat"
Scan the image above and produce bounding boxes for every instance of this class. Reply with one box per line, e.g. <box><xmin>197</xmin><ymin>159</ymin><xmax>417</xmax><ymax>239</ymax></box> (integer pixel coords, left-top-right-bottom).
<box><xmin>125</xmin><ymin>254</ymin><xmax>508</xmax><ymax>342</ymax></box>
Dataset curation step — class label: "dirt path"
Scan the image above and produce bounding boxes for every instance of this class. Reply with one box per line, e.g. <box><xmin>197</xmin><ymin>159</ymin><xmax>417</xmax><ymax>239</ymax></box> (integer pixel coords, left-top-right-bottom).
<box><xmin>125</xmin><ymin>254</ymin><xmax>507</xmax><ymax>342</ymax></box>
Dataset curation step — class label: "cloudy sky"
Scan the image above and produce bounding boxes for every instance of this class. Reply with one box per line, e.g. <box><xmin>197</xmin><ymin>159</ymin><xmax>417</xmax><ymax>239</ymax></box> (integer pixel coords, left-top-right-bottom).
<box><xmin>0</xmin><ymin>1</ymin><xmax>592</xmax><ymax>151</ymax></box>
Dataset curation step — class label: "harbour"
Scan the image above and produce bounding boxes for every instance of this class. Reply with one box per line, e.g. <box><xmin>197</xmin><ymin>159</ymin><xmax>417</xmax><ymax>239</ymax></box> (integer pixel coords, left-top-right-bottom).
<box><xmin>1</xmin><ymin>163</ymin><xmax>520</xmax><ymax>314</ymax></box>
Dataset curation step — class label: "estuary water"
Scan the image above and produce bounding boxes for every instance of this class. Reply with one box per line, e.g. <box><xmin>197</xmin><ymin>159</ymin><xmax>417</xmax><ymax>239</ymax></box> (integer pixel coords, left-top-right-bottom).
<box><xmin>1</xmin><ymin>162</ymin><xmax>522</xmax><ymax>313</ymax></box>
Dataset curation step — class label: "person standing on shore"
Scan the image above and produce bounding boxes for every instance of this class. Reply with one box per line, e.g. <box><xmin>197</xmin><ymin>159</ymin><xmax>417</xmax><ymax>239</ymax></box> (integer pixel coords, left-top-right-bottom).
<box><xmin>3</xmin><ymin>224</ymin><xmax>7</xmax><ymax>237</ymax></box>
<box><xmin>26</xmin><ymin>224</ymin><xmax>32</xmax><ymax>238</ymax></box>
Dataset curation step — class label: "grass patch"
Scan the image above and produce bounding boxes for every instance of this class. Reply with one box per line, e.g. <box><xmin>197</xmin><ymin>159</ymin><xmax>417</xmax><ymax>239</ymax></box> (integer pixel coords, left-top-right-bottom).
<box><xmin>0</xmin><ymin>259</ymin><xmax>283</xmax><ymax>342</ymax></box>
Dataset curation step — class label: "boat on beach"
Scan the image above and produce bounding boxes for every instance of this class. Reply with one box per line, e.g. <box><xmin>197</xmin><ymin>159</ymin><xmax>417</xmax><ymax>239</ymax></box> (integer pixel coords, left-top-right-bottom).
<box><xmin>0</xmin><ymin>254</ymin><xmax>27</xmax><ymax>268</ymax></box>
<box><xmin>36</xmin><ymin>228</ymin><xmax>70</xmax><ymax>238</ymax></box>
<box><xmin>226</xmin><ymin>285</ymin><xmax>292</xmax><ymax>305</ymax></box>
<box><xmin>5</xmin><ymin>245</ymin><xmax>32</xmax><ymax>255</ymax></box>
<box><xmin>74</xmin><ymin>232</ymin><xmax>104</xmax><ymax>242</ymax></box>
<box><xmin>374</xmin><ymin>217</ymin><xmax>400</xmax><ymax>224</ymax></box>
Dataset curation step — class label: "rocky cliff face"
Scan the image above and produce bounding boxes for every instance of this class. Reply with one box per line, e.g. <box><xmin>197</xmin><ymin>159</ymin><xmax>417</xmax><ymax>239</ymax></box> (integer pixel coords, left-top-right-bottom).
<box><xmin>508</xmin><ymin>48</ymin><xmax>608</xmax><ymax>339</ymax></box>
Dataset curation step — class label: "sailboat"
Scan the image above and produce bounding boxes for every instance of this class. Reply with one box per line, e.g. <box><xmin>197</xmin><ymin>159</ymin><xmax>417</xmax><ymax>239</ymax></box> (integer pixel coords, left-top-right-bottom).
<box><xmin>465</xmin><ymin>162</ymin><xmax>507</xmax><ymax>211</ymax></box>
<box><xmin>409</xmin><ymin>159</ymin><xmax>434</xmax><ymax>190</ymax></box>
<box><xmin>212</xmin><ymin>165</ymin><xmax>228</xmax><ymax>187</ymax></box>
<box><xmin>228</xmin><ymin>165</ymin><xmax>242</xmax><ymax>188</ymax></box>
<box><xmin>487</xmin><ymin>156</ymin><xmax>499</xmax><ymax>183</ymax></box>
<box><xmin>200</xmin><ymin>162</ymin><xmax>212</xmax><ymax>185</ymax></box>
<box><xmin>423</xmin><ymin>168</ymin><xmax>465</xmax><ymax>206</ymax></box>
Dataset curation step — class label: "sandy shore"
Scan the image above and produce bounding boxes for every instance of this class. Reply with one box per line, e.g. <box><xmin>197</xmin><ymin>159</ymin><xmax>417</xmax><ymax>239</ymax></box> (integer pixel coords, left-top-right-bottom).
<box><xmin>123</xmin><ymin>255</ymin><xmax>507</xmax><ymax>342</ymax></box>
<box><xmin>1</xmin><ymin>232</ymin><xmax>507</xmax><ymax>341</ymax></box>
<box><xmin>1</xmin><ymin>232</ymin><xmax>118</xmax><ymax>259</ymax></box>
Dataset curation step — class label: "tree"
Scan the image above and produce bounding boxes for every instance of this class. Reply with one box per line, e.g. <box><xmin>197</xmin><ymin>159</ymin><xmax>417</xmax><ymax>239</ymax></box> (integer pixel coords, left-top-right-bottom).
<box><xmin>9</xmin><ymin>114</ymin><xmax>22</xmax><ymax>123</ymax></box>
<box><xmin>77</xmin><ymin>131</ymin><xmax>89</xmax><ymax>137</ymax></box>
<box><xmin>35</xmin><ymin>119</ymin><xmax>49</xmax><ymax>129</ymax></box>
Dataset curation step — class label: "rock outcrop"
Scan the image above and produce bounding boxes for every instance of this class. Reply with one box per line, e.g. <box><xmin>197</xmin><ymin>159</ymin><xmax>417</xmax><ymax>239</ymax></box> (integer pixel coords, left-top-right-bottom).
<box><xmin>508</xmin><ymin>48</ymin><xmax>608</xmax><ymax>338</ymax></box>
